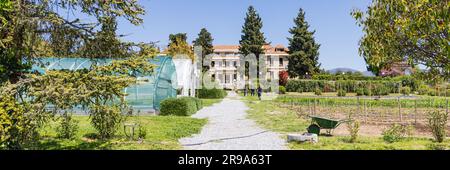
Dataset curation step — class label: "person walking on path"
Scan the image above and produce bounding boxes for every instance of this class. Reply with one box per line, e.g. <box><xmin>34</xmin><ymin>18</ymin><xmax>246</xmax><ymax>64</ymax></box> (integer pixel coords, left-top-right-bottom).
<box><xmin>257</xmin><ymin>86</ymin><xmax>262</xmax><ymax>100</ymax></box>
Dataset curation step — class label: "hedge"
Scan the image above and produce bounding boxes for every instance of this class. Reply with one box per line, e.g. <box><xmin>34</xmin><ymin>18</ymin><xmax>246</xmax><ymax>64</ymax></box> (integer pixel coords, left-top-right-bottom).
<box><xmin>160</xmin><ymin>97</ymin><xmax>202</xmax><ymax>116</ymax></box>
<box><xmin>286</xmin><ymin>80</ymin><xmax>401</xmax><ymax>95</ymax></box>
<box><xmin>197</xmin><ymin>88</ymin><xmax>227</xmax><ymax>99</ymax></box>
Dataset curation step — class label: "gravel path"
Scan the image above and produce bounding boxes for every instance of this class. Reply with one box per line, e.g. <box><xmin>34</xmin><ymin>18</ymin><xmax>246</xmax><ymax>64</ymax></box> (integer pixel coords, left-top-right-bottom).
<box><xmin>179</xmin><ymin>92</ymin><xmax>287</xmax><ymax>150</ymax></box>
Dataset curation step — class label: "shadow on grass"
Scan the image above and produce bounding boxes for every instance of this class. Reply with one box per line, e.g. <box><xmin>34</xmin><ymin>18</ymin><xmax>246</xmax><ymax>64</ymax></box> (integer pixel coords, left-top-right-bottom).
<box><xmin>29</xmin><ymin>133</ymin><xmax>113</xmax><ymax>150</ymax></box>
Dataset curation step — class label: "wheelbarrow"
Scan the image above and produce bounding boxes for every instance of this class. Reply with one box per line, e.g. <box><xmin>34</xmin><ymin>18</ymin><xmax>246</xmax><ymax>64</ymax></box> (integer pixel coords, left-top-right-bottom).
<box><xmin>307</xmin><ymin>115</ymin><xmax>351</xmax><ymax>135</ymax></box>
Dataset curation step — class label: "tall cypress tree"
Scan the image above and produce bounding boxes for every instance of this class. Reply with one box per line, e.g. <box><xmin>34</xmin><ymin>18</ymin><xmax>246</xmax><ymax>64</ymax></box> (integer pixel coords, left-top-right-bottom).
<box><xmin>239</xmin><ymin>6</ymin><xmax>266</xmax><ymax>85</ymax></box>
<box><xmin>193</xmin><ymin>28</ymin><xmax>214</xmax><ymax>72</ymax></box>
<box><xmin>287</xmin><ymin>8</ymin><xmax>321</xmax><ymax>78</ymax></box>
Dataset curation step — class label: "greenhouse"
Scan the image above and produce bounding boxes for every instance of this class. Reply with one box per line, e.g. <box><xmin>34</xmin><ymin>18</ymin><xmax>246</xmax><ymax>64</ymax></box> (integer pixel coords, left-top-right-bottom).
<box><xmin>31</xmin><ymin>56</ymin><xmax>178</xmax><ymax>112</ymax></box>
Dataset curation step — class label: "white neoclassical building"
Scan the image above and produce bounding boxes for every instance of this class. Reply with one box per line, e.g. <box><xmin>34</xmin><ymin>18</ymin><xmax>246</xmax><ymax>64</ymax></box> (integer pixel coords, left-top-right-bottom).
<box><xmin>209</xmin><ymin>44</ymin><xmax>289</xmax><ymax>89</ymax></box>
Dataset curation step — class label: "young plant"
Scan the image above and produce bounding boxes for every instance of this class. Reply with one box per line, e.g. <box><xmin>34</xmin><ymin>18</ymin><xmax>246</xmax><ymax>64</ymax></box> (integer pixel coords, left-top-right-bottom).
<box><xmin>337</xmin><ymin>89</ymin><xmax>346</xmax><ymax>97</ymax></box>
<box><xmin>56</xmin><ymin>112</ymin><xmax>79</xmax><ymax>139</ymax></box>
<box><xmin>382</xmin><ymin>124</ymin><xmax>414</xmax><ymax>143</ymax></box>
<box><xmin>427</xmin><ymin>111</ymin><xmax>448</xmax><ymax>143</ymax></box>
<box><xmin>314</xmin><ymin>88</ymin><xmax>322</xmax><ymax>96</ymax></box>
<box><xmin>347</xmin><ymin>119</ymin><xmax>360</xmax><ymax>143</ymax></box>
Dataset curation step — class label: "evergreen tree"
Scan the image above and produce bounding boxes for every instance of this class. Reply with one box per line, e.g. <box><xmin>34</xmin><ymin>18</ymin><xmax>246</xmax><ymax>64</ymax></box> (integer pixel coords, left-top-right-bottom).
<box><xmin>287</xmin><ymin>8</ymin><xmax>321</xmax><ymax>78</ymax></box>
<box><xmin>239</xmin><ymin>6</ymin><xmax>266</xmax><ymax>84</ymax></box>
<box><xmin>167</xmin><ymin>33</ymin><xmax>194</xmax><ymax>61</ymax></box>
<box><xmin>193</xmin><ymin>28</ymin><xmax>214</xmax><ymax>72</ymax></box>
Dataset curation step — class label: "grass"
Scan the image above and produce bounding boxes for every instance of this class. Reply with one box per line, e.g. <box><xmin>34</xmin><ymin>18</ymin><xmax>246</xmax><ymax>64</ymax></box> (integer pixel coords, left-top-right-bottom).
<box><xmin>30</xmin><ymin>115</ymin><xmax>207</xmax><ymax>150</ymax></box>
<box><xmin>243</xmin><ymin>95</ymin><xmax>450</xmax><ymax>150</ymax></box>
<box><xmin>201</xmin><ymin>98</ymin><xmax>223</xmax><ymax>107</ymax></box>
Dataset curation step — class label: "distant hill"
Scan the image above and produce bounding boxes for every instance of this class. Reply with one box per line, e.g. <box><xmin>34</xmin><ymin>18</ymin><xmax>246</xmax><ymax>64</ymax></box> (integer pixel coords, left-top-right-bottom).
<box><xmin>326</xmin><ymin>68</ymin><xmax>376</xmax><ymax>77</ymax></box>
<box><xmin>327</xmin><ymin>68</ymin><xmax>360</xmax><ymax>74</ymax></box>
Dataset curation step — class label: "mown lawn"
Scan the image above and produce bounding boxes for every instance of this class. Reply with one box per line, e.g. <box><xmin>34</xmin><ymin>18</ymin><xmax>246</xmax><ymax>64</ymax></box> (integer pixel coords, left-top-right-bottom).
<box><xmin>31</xmin><ymin>115</ymin><xmax>207</xmax><ymax>150</ymax></box>
<box><xmin>243</xmin><ymin>95</ymin><xmax>450</xmax><ymax>150</ymax></box>
<box><xmin>201</xmin><ymin>98</ymin><xmax>223</xmax><ymax>107</ymax></box>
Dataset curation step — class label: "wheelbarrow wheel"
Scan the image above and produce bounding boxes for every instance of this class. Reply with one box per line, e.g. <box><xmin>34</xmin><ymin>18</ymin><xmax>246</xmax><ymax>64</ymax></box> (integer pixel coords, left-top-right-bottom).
<box><xmin>307</xmin><ymin>124</ymin><xmax>320</xmax><ymax>135</ymax></box>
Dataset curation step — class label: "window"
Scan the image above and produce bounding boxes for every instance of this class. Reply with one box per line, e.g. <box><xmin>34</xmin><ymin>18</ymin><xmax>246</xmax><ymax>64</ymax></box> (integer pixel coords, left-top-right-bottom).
<box><xmin>225</xmin><ymin>74</ymin><xmax>230</xmax><ymax>83</ymax></box>
<box><xmin>279</xmin><ymin>58</ymin><xmax>283</xmax><ymax>66</ymax></box>
<box><xmin>211</xmin><ymin>61</ymin><xmax>215</xmax><ymax>67</ymax></box>
<box><xmin>267</xmin><ymin>56</ymin><xmax>273</xmax><ymax>66</ymax></box>
<box><xmin>233</xmin><ymin>74</ymin><xmax>237</xmax><ymax>80</ymax></box>
<box><xmin>233</xmin><ymin>61</ymin><xmax>237</xmax><ymax>67</ymax></box>
<box><xmin>212</xmin><ymin>74</ymin><xmax>216</xmax><ymax>81</ymax></box>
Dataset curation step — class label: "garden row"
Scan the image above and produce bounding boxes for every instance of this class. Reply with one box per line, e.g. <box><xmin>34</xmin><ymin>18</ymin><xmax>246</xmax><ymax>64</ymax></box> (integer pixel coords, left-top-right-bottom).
<box><xmin>284</xmin><ymin>79</ymin><xmax>449</xmax><ymax>97</ymax></box>
<box><xmin>276</xmin><ymin>96</ymin><xmax>449</xmax><ymax>108</ymax></box>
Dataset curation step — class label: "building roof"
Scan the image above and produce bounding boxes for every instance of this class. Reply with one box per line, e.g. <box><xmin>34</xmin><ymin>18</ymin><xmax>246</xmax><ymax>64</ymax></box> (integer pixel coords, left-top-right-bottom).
<box><xmin>213</xmin><ymin>44</ymin><xmax>288</xmax><ymax>55</ymax></box>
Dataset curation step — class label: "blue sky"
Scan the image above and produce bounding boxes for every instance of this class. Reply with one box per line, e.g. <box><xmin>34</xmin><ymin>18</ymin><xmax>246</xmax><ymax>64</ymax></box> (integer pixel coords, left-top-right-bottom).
<box><xmin>112</xmin><ymin>0</ymin><xmax>372</xmax><ymax>71</ymax></box>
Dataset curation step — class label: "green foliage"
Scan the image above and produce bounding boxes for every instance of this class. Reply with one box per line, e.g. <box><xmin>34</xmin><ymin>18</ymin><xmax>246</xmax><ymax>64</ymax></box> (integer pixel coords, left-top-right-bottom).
<box><xmin>160</xmin><ymin>97</ymin><xmax>202</xmax><ymax>116</ymax></box>
<box><xmin>287</xmin><ymin>8</ymin><xmax>321</xmax><ymax>78</ymax></box>
<box><xmin>0</xmin><ymin>95</ymin><xmax>37</xmax><ymax>149</ymax></box>
<box><xmin>363</xmin><ymin>88</ymin><xmax>372</xmax><ymax>96</ymax></box>
<box><xmin>356</xmin><ymin>88</ymin><xmax>364</xmax><ymax>96</ymax></box>
<box><xmin>400</xmin><ymin>87</ymin><xmax>411</xmax><ymax>96</ymax></box>
<box><xmin>279</xmin><ymin>86</ymin><xmax>286</xmax><ymax>94</ymax></box>
<box><xmin>90</xmin><ymin>104</ymin><xmax>124</xmax><ymax>139</ymax></box>
<box><xmin>347</xmin><ymin>119</ymin><xmax>360</xmax><ymax>143</ymax></box>
<box><xmin>239</xmin><ymin>6</ymin><xmax>266</xmax><ymax>82</ymax></box>
<box><xmin>167</xmin><ymin>33</ymin><xmax>194</xmax><ymax>61</ymax></box>
<box><xmin>382</xmin><ymin>124</ymin><xmax>414</xmax><ymax>143</ymax></box>
<box><xmin>193</xmin><ymin>28</ymin><xmax>214</xmax><ymax>72</ymax></box>
<box><xmin>285</xmin><ymin>79</ymin><xmax>399</xmax><ymax>95</ymax></box>
<box><xmin>137</xmin><ymin>124</ymin><xmax>147</xmax><ymax>140</ymax></box>
<box><xmin>337</xmin><ymin>89</ymin><xmax>346</xmax><ymax>97</ymax></box>
<box><xmin>427</xmin><ymin>111</ymin><xmax>448</xmax><ymax>143</ymax></box>
<box><xmin>352</xmin><ymin>0</ymin><xmax>449</xmax><ymax>79</ymax></box>
<box><xmin>314</xmin><ymin>88</ymin><xmax>322</xmax><ymax>96</ymax></box>
<box><xmin>197</xmin><ymin>88</ymin><xmax>227</xmax><ymax>99</ymax></box>
<box><xmin>0</xmin><ymin>0</ymin><xmax>147</xmax><ymax>82</ymax></box>
<box><xmin>56</xmin><ymin>112</ymin><xmax>79</xmax><ymax>139</ymax></box>
<box><xmin>417</xmin><ymin>85</ymin><xmax>430</xmax><ymax>95</ymax></box>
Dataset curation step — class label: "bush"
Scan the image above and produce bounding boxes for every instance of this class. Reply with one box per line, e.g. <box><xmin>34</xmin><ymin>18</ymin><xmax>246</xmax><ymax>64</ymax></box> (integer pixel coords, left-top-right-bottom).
<box><xmin>337</xmin><ymin>89</ymin><xmax>346</xmax><ymax>97</ymax></box>
<box><xmin>363</xmin><ymin>88</ymin><xmax>372</xmax><ymax>96</ymax></box>
<box><xmin>160</xmin><ymin>97</ymin><xmax>201</xmax><ymax>116</ymax></box>
<box><xmin>356</xmin><ymin>88</ymin><xmax>364</xmax><ymax>96</ymax></box>
<box><xmin>279</xmin><ymin>86</ymin><xmax>286</xmax><ymax>94</ymax></box>
<box><xmin>382</xmin><ymin>124</ymin><xmax>413</xmax><ymax>143</ymax></box>
<box><xmin>197</xmin><ymin>88</ymin><xmax>227</xmax><ymax>99</ymax></box>
<box><xmin>427</xmin><ymin>111</ymin><xmax>448</xmax><ymax>143</ymax></box>
<box><xmin>137</xmin><ymin>125</ymin><xmax>147</xmax><ymax>140</ymax></box>
<box><xmin>347</xmin><ymin>120</ymin><xmax>360</xmax><ymax>143</ymax></box>
<box><xmin>428</xmin><ymin>89</ymin><xmax>437</xmax><ymax>96</ymax></box>
<box><xmin>90</xmin><ymin>104</ymin><xmax>124</xmax><ymax>139</ymax></box>
<box><xmin>56</xmin><ymin>112</ymin><xmax>79</xmax><ymax>139</ymax></box>
<box><xmin>314</xmin><ymin>88</ymin><xmax>322</xmax><ymax>96</ymax></box>
<box><xmin>417</xmin><ymin>85</ymin><xmax>429</xmax><ymax>95</ymax></box>
<box><xmin>400</xmin><ymin>87</ymin><xmax>411</xmax><ymax>96</ymax></box>
<box><xmin>0</xmin><ymin>96</ymin><xmax>38</xmax><ymax>149</ymax></box>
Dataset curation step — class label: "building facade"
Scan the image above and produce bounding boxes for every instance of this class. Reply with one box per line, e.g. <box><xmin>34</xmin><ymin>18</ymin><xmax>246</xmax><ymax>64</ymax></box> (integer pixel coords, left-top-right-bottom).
<box><xmin>209</xmin><ymin>45</ymin><xmax>289</xmax><ymax>89</ymax></box>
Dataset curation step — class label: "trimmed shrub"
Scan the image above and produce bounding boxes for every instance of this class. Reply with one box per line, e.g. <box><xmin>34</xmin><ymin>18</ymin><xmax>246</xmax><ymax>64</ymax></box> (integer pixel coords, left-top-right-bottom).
<box><xmin>279</xmin><ymin>86</ymin><xmax>286</xmax><ymax>94</ymax></box>
<box><xmin>314</xmin><ymin>88</ymin><xmax>322</xmax><ymax>96</ymax></box>
<box><xmin>400</xmin><ymin>87</ymin><xmax>411</xmax><ymax>96</ymax></box>
<box><xmin>427</xmin><ymin>111</ymin><xmax>448</xmax><ymax>143</ymax></box>
<box><xmin>337</xmin><ymin>89</ymin><xmax>346</xmax><ymax>97</ymax></box>
<box><xmin>197</xmin><ymin>88</ymin><xmax>227</xmax><ymax>99</ymax></box>
<box><xmin>160</xmin><ymin>97</ymin><xmax>201</xmax><ymax>116</ymax></box>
